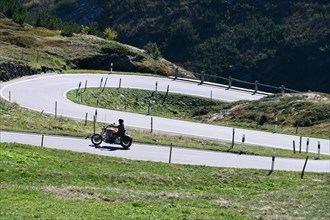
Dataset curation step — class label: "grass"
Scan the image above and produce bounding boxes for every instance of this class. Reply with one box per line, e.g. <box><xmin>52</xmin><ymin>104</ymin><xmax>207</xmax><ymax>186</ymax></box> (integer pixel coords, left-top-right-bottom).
<box><xmin>0</xmin><ymin>18</ymin><xmax>179</xmax><ymax>77</ymax></box>
<box><xmin>66</xmin><ymin>87</ymin><xmax>330</xmax><ymax>140</ymax></box>
<box><xmin>67</xmin><ymin>87</ymin><xmax>226</xmax><ymax>121</ymax></box>
<box><xmin>1</xmin><ymin>98</ymin><xmax>329</xmax><ymax>160</ymax></box>
<box><xmin>0</xmin><ymin>142</ymin><xmax>329</xmax><ymax>219</ymax></box>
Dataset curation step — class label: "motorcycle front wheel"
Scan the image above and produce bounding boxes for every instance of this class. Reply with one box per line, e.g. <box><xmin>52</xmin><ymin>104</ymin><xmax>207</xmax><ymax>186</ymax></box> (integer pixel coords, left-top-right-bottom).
<box><xmin>91</xmin><ymin>134</ymin><xmax>103</xmax><ymax>145</ymax></box>
<box><xmin>120</xmin><ymin>136</ymin><xmax>132</xmax><ymax>148</ymax></box>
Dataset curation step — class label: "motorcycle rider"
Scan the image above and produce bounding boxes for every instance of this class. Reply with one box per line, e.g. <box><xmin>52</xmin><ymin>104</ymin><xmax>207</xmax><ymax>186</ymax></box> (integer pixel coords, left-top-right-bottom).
<box><xmin>107</xmin><ymin>119</ymin><xmax>125</xmax><ymax>141</ymax></box>
<box><xmin>112</xmin><ymin>119</ymin><xmax>126</xmax><ymax>137</ymax></box>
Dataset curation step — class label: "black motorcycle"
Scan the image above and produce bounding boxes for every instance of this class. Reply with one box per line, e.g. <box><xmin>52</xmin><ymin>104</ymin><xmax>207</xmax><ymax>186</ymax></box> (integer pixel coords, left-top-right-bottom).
<box><xmin>91</xmin><ymin>124</ymin><xmax>133</xmax><ymax>148</ymax></box>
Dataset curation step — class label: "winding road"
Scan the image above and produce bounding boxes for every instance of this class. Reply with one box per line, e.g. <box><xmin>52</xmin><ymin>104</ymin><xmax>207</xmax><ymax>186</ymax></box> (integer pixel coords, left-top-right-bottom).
<box><xmin>1</xmin><ymin>73</ymin><xmax>329</xmax><ymax>172</ymax></box>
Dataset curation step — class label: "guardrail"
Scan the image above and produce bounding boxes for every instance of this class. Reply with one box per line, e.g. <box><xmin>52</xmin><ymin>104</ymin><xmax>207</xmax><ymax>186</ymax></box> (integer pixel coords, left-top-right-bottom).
<box><xmin>174</xmin><ymin>68</ymin><xmax>301</xmax><ymax>94</ymax></box>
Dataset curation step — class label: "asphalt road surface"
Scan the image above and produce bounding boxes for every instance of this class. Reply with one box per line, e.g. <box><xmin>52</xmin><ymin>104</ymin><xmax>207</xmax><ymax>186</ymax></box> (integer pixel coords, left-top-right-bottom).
<box><xmin>1</xmin><ymin>131</ymin><xmax>329</xmax><ymax>173</ymax></box>
<box><xmin>0</xmin><ymin>73</ymin><xmax>329</xmax><ymax>172</ymax></box>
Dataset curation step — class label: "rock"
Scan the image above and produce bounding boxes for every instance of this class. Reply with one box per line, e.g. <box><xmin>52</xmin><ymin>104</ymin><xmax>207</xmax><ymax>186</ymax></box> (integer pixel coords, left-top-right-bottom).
<box><xmin>0</xmin><ymin>62</ymin><xmax>39</xmax><ymax>81</ymax></box>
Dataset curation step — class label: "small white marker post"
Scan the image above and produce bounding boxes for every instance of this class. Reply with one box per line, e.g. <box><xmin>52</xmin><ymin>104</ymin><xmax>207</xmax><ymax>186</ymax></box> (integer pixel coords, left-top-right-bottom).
<box><xmin>239</xmin><ymin>134</ymin><xmax>245</xmax><ymax>155</ymax></box>
<box><xmin>230</xmin><ymin>128</ymin><xmax>235</xmax><ymax>149</ymax></box>
<box><xmin>169</xmin><ymin>143</ymin><xmax>173</xmax><ymax>163</ymax></box>
<box><xmin>268</xmin><ymin>152</ymin><xmax>276</xmax><ymax>176</ymax></box>
<box><xmin>41</xmin><ymin>134</ymin><xmax>44</xmax><ymax>147</ymax></box>
<box><xmin>306</xmin><ymin>138</ymin><xmax>309</xmax><ymax>153</ymax></box>
<box><xmin>301</xmin><ymin>156</ymin><xmax>309</xmax><ymax>179</ymax></box>
<box><xmin>93</xmin><ymin>115</ymin><xmax>96</xmax><ymax>134</ymax></box>
<box><xmin>84</xmin><ymin>80</ymin><xmax>88</xmax><ymax>91</ymax></box>
<box><xmin>317</xmin><ymin>141</ymin><xmax>321</xmax><ymax>160</ymax></box>
<box><xmin>94</xmin><ymin>109</ymin><xmax>98</xmax><ymax>122</ymax></box>
<box><xmin>102</xmin><ymin>78</ymin><xmax>108</xmax><ymax>92</ymax></box>
<box><xmin>84</xmin><ymin>113</ymin><xmax>88</xmax><ymax>126</ymax></box>
<box><xmin>55</xmin><ymin>101</ymin><xmax>57</xmax><ymax>118</ymax></box>
<box><xmin>99</xmin><ymin>77</ymin><xmax>103</xmax><ymax>88</ymax></box>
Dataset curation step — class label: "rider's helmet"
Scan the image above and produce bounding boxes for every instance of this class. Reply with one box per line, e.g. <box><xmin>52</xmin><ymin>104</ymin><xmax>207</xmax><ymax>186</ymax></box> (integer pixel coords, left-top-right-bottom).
<box><xmin>118</xmin><ymin>119</ymin><xmax>124</xmax><ymax>124</ymax></box>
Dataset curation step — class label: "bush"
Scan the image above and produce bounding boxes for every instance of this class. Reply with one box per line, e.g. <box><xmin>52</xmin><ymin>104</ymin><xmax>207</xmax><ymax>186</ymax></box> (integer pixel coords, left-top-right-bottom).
<box><xmin>103</xmin><ymin>27</ymin><xmax>118</xmax><ymax>41</ymax></box>
<box><xmin>259</xmin><ymin>114</ymin><xmax>268</xmax><ymax>125</ymax></box>
<box><xmin>144</xmin><ymin>42</ymin><xmax>161</xmax><ymax>59</ymax></box>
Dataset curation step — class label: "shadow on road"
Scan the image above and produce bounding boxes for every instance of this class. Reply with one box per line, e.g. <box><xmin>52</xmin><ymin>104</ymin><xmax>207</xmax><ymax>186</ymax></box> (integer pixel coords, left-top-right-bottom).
<box><xmin>89</xmin><ymin>144</ymin><xmax>130</xmax><ymax>151</ymax></box>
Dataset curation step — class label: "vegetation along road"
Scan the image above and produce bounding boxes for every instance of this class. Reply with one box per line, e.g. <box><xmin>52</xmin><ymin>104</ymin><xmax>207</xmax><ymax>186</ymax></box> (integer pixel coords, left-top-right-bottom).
<box><xmin>1</xmin><ymin>73</ymin><xmax>329</xmax><ymax>173</ymax></box>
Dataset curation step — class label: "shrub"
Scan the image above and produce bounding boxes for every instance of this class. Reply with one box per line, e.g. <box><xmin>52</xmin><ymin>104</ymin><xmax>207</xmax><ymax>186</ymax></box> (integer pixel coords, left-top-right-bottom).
<box><xmin>259</xmin><ymin>114</ymin><xmax>268</xmax><ymax>125</ymax></box>
<box><xmin>103</xmin><ymin>27</ymin><xmax>118</xmax><ymax>41</ymax></box>
<box><xmin>144</xmin><ymin>42</ymin><xmax>161</xmax><ymax>59</ymax></box>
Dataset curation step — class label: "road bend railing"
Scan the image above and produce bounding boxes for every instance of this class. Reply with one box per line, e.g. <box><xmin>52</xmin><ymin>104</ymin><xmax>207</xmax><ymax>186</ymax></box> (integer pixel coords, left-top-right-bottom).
<box><xmin>182</xmin><ymin>71</ymin><xmax>301</xmax><ymax>95</ymax></box>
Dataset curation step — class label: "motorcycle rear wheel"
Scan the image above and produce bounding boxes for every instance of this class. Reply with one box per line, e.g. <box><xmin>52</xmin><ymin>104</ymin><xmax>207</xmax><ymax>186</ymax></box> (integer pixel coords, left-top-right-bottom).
<box><xmin>120</xmin><ymin>136</ymin><xmax>132</xmax><ymax>148</ymax></box>
<box><xmin>91</xmin><ymin>134</ymin><xmax>103</xmax><ymax>145</ymax></box>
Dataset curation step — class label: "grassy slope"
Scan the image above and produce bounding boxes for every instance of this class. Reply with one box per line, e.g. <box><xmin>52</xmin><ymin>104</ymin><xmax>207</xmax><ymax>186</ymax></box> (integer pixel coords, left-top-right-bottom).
<box><xmin>0</xmin><ymin>18</ymin><xmax>179</xmax><ymax>76</ymax></box>
<box><xmin>1</xmin><ymin>142</ymin><xmax>329</xmax><ymax>219</ymax></box>
<box><xmin>2</xmin><ymin>95</ymin><xmax>329</xmax><ymax>160</ymax></box>
<box><xmin>67</xmin><ymin>87</ymin><xmax>330</xmax><ymax>139</ymax></box>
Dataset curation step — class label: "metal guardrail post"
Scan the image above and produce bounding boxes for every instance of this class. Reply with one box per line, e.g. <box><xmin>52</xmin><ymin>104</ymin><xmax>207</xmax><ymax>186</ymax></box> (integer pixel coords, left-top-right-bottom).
<box><xmin>254</xmin><ymin>80</ymin><xmax>258</xmax><ymax>94</ymax></box>
<box><xmin>175</xmin><ymin>67</ymin><xmax>179</xmax><ymax>79</ymax></box>
<box><xmin>200</xmin><ymin>71</ymin><xmax>205</xmax><ymax>84</ymax></box>
<box><xmin>227</xmin><ymin>76</ymin><xmax>232</xmax><ymax>89</ymax></box>
<box><xmin>281</xmin><ymin>85</ymin><xmax>285</xmax><ymax>94</ymax></box>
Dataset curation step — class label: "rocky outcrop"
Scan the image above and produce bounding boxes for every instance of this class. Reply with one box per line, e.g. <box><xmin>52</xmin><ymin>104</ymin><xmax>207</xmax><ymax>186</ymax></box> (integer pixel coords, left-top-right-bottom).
<box><xmin>0</xmin><ymin>12</ymin><xmax>6</xmax><ymax>19</ymax></box>
<box><xmin>0</xmin><ymin>62</ymin><xmax>39</xmax><ymax>81</ymax></box>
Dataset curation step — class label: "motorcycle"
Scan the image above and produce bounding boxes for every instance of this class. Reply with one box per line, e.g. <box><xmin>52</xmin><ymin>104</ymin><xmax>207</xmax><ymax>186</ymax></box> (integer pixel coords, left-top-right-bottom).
<box><xmin>91</xmin><ymin>124</ymin><xmax>133</xmax><ymax>148</ymax></box>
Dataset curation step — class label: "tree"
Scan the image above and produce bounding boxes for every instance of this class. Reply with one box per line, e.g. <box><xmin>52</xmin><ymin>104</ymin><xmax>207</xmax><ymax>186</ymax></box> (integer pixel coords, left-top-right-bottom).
<box><xmin>103</xmin><ymin>27</ymin><xmax>118</xmax><ymax>40</ymax></box>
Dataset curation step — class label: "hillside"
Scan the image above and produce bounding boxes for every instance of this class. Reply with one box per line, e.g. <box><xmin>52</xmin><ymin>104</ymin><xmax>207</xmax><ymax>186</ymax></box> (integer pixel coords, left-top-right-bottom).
<box><xmin>18</xmin><ymin>0</ymin><xmax>330</xmax><ymax>93</ymax></box>
<box><xmin>0</xmin><ymin>18</ymin><xmax>189</xmax><ymax>81</ymax></box>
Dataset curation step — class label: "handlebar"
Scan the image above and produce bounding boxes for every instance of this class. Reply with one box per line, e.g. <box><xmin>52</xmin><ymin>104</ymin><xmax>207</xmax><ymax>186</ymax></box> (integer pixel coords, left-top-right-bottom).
<box><xmin>108</xmin><ymin>123</ymin><xmax>116</xmax><ymax>127</ymax></box>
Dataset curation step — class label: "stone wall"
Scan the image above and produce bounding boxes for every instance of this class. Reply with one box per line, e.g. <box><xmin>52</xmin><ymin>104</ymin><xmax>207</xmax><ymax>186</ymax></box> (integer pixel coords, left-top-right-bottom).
<box><xmin>0</xmin><ymin>62</ymin><xmax>38</xmax><ymax>81</ymax></box>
